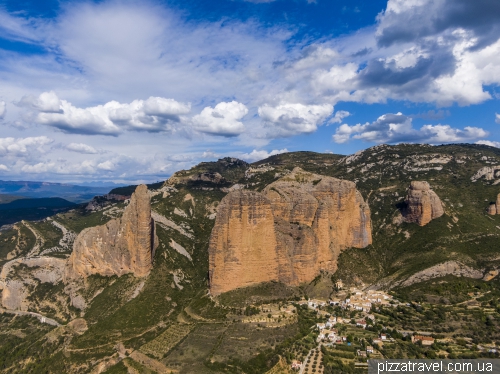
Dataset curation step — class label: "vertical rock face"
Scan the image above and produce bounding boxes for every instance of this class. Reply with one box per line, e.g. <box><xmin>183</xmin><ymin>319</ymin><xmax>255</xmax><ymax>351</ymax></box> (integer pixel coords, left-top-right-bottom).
<box><xmin>65</xmin><ymin>185</ymin><xmax>157</xmax><ymax>280</ymax></box>
<box><xmin>402</xmin><ymin>181</ymin><xmax>444</xmax><ymax>226</ymax></box>
<box><xmin>208</xmin><ymin>168</ymin><xmax>372</xmax><ymax>295</ymax></box>
<box><xmin>487</xmin><ymin>193</ymin><xmax>500</xmax><ymax>215</ymax></box>
<box><xmin>208</xmin><ymin>191</ymin><xmax>279</xmax><ymax>296</ymax></box>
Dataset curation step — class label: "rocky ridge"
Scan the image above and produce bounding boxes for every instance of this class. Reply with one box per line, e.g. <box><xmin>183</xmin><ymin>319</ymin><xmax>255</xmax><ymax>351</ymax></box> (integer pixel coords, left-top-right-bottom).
<box><xmin>65</xmin><ymin>185</ymin><xmax>158</xmax><ymax>280</ymax></box>
<box><xmin>209</xmin><ymin>168</ymin><xmax>372</xmax><ymax>295</ymax></box>
<box><xmin>0</xmin><ymin>256</ymin><xmax>66</xmax><ymax>310</ymax></box>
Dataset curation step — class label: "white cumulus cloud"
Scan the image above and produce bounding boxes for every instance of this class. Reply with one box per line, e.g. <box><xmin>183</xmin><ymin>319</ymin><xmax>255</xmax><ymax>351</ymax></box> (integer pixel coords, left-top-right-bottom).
<box><xmin>17</xmin><ymin>91</ymin><xmax>63</xmax><ymax>113</ymax></box>
<box><xmin>19</xmin><ymin>92</ymin><xmax>192</xmax><ymax>135</ymax></box>
<box><xmin>239</xmin><ymin>148</ymin><xmax>288</xmax><ymax>162</ymax></box>
<box><xmin>333</xmin><ymin>112</ymin><xmax>488</xmax><ymax>144</ymax></box>
<box><xmin>0</xmin><ymin>136</ymin><xmax>53</xmax><ymax>157</ymax></box>
<box><xmin>476</xmin><ymin>140</ymin><xmax>500</xmax><ymax>148</ymax></box>
<box><xmin>496</xmin><ymin>113</ymin><xmax>500</xmax><ymax>124</ymax></box>
<box><xmin>259</xmin><ymin>103</ymin><xmax>333</xmax><ymax>137</ymax></box>
<box><xmin>192</xmin><ymin>101</ymin><xmax>248</xmax><ymax>137</ymax></box>
<box><xmin>65</xmin><ymin>143</ymin><xmax>99</xmax><ymax>154</ymax></box>
<box><xmin>21</xmin><ymin>162</ymin><xmax>57</xmax><ymax>174</ymax></box>
<box><xmin>97</xmin><ymin>160</ymin><xmax>115</xmax><ymax>171</ymax></box>
<box><xmin>0</xmin><ymin>164</ymin><xmax>9</xmax><ymax>171</ymax></box>
<box><xmin>329</xmin><ymin>110</ymin><xmax>350</xmax><ymax>124</ymax></box>
<box><xmin>201</xmin><ymin>150</ymin><xmax>221</xmax><ymax>159</ymax></box>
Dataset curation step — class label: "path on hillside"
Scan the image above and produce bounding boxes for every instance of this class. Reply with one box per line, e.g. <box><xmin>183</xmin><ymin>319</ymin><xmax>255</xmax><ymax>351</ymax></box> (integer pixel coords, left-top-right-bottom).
<box><xmin>40</xmin><ymin>218</ymin><xmax>76</xmax><ymax>255</ymax></box>
<box><xmin>22</xmin><ymin>221</ymin><xmax>45</xmax><ymax>257</ymax></box>
<box><xmin>0</xmin><ymin>307</ymin><xmax>60</xmax><ymax>326</ymax></box>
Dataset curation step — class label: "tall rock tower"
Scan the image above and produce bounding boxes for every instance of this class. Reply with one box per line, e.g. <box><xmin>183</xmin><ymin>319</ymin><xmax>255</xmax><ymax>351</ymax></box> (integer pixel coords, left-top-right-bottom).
<box><xmin>65</xmin><ymin>184</ymin><xmax>157</xmax><ymax>280</ymax></box>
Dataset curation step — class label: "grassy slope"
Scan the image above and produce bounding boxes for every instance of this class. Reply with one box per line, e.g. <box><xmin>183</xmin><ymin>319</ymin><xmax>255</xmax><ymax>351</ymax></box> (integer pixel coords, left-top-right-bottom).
<box><xmin>1</xmin><ymin>144</ymin><xmax>500</xmax><ymax>372</ymax></box>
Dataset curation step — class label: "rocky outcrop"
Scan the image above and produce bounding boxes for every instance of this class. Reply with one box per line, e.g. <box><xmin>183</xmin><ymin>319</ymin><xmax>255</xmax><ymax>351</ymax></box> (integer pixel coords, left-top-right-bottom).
<box><xmin>471</xmin><ymin>165</ymin><xmax>500</xmax><ymax>182</ymax></box>
<box><xmin>0</xmin><ymin>257</ymin><xmax>66</xmax><ymax>310</ymax></box>
<box><xmin>487</xmin><ymin>193</ymin><xmax>500</xmax><ymax>215</ymax></box>
<box><xmin>400</xmin><ymin>261</ymin><xmax>484</xmax><ymax>287</ymax></box>
<box><xmin>65</xmin><ymin>185</ymin><xmax>158</xmax><ymax>280</ymax></box>
<box><xmin>208</xmin><ymin>168</ymin><xmax>372</xmax><ymax>295</ymax></box>
<box><xmin>402</xmin><ymin>181</ymin><xmax>444</xmax><ymax>226</ymax></box>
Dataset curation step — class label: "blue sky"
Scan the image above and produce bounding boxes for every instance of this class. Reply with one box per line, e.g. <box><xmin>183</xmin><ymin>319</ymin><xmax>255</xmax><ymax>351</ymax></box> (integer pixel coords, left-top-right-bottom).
<box><xmin>0</xmin><ymin>0</ymin><xmax>499</xmax><ymax>183</ymax></box>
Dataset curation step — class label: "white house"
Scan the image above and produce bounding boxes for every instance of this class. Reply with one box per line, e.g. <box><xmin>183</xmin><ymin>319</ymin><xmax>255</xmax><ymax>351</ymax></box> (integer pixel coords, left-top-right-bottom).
<box><xmin>316</xmin><ymin>323</ymin><xmax>326</xmax><ymax>331</ymax></box>
<box><xmin>356</xmin><ymin>320</ymin><xmax>367</xmax><ymax>329</ymax></box>
<box><xmin>291</xmin><ymin>361</ymin><xmax>302</xmax><ymax>371</ymax></box>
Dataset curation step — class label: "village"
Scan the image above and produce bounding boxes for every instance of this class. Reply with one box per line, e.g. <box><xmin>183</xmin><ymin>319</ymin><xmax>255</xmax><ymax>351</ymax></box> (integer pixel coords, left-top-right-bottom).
<box><xmin>227</xmin><ymin>279</ymin><xmax>499</xmax><ymax>373</ymax></box>
<box><xmin>289</xmin><ymin>281</ymin><xmax>412</xmax><ymax>372</ymax></box>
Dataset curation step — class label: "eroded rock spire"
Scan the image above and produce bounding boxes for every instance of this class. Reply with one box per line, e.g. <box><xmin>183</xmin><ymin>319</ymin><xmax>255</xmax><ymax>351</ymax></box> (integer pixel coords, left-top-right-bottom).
<box><xmin>65</xmin><ymin>184</ymin><xmax>157</xmax><ymax>280</ymax></box>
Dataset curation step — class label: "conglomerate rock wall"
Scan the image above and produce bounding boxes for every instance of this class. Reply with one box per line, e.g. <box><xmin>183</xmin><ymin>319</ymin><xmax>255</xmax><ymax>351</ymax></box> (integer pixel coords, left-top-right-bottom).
<box><xmin>208</xmin><ymin>168</ymin><xmax>372</xmax><ymax>295</ymax></box>
<box><xmin>402</xmin><ymin>181</ymin><xmax>444</xmax><ymax>226</ymax></box>
<box><xmin>65</xmin><ymin>184</ymin><xmax>157</xmax><ymax>280</ymax></box>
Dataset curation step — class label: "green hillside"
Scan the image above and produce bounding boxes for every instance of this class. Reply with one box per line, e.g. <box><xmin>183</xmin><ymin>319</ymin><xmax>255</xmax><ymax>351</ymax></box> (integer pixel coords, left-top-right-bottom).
<box><xmin>0</xmin><ymin>144</ymin><xmax>499</xmax><ymax>373</ymax></box>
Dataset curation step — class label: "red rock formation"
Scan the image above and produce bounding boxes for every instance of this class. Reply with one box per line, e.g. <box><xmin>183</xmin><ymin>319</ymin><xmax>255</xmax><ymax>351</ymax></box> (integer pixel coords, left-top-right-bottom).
<box><xmin>208</xmin><ymin>191</ymin><xmax>279</xmax><ymax>296</ymax></box>
<box><xmin>402</xmin><ymin>181</ymin><xmax>444</xmax><ymax>226</ymax></box>
<box><xmin>65</xmin><ymin>185</ymin><xmax>158</xmax><ymax>280</ymax></box>
<box><xmin>208</xmin><ymin>168</ymin><xmax>372</xmax><ymax>295</ymax></box>
<box><xmin>487</xmin><ymin>193</ymin><xmax>500</xmax><ymax>215</ymax></box>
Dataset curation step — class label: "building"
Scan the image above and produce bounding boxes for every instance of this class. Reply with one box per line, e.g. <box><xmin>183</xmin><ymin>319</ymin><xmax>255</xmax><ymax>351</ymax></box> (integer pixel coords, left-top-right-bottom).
<box><xmin>357</xmin><ymin>350</ymin><xmax>367</xmax><ymax>357</ymax></box>
<box><xmin>366</xmin><ymin>346</ymin><xmax>374</xmax><ymax>354</ymax></box>
<box><xmin>308</xmin><ymin>299</ymin><xmax>327</xmax><ymax>309</ymax></box>
<box><xmin>291</xmin><ymin>361</ymin><xmax>302</xmax><ymax>370</ymax></box>
<box><xmin>412</xmin><ymin>335</ymin><xmax>435</xmax><ymax>346</ymax></box>
<box><xmin>380</xmin><ymin>333</ymin><xmax>387</xmax><ymax>340</ymax></box>
<box><xmin>356</xmin><ymin>320</ymin><xmax>367</xmax><ymax>329</ymax></box>
<box><xmin>325</xmin><ymin>316</ymin><xmax>337</xmax><ymax>328</ymax></box>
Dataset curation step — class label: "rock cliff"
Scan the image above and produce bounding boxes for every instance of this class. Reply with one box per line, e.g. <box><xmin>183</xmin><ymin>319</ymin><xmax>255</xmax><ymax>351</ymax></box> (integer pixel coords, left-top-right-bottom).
<box><xmin>402</xmin><ymin>181</ymin><xmax>444</xmax><ymax>226</ymax></box>
<box><xmin>208</xmin><ymin>168</ymin><xmax>372</xmax><ymax>295</ymax></box>
<box><xmin>0</xmin><ymin>257</ymin><xmax>66</xmax><ymax>310</ymax></box>
<box><xmin>208</xmin><ymin>191</ymin><xmax>279</xmax><ymax>295</ymax></box>
<box><xmin>65</xmin><ymin>185</ymin><xmax>158</xmax><ymax>280</ymax></box>
<box><xmin>487</xmin><ymin>193</ymin><xmax>500</xmax><ymax>215</ymax></box>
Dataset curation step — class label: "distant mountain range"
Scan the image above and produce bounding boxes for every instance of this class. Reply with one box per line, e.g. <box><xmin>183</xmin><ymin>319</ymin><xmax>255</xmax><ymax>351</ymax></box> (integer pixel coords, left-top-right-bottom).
<box><xmin>0</xmin><ymin>180</ymin><xmax>122</xmax><ymax>203</ymax></box>
<box><xmin>0</xmin><ymin>197</ymin><xmax>76</xmax><ymax>227</ymax></box>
